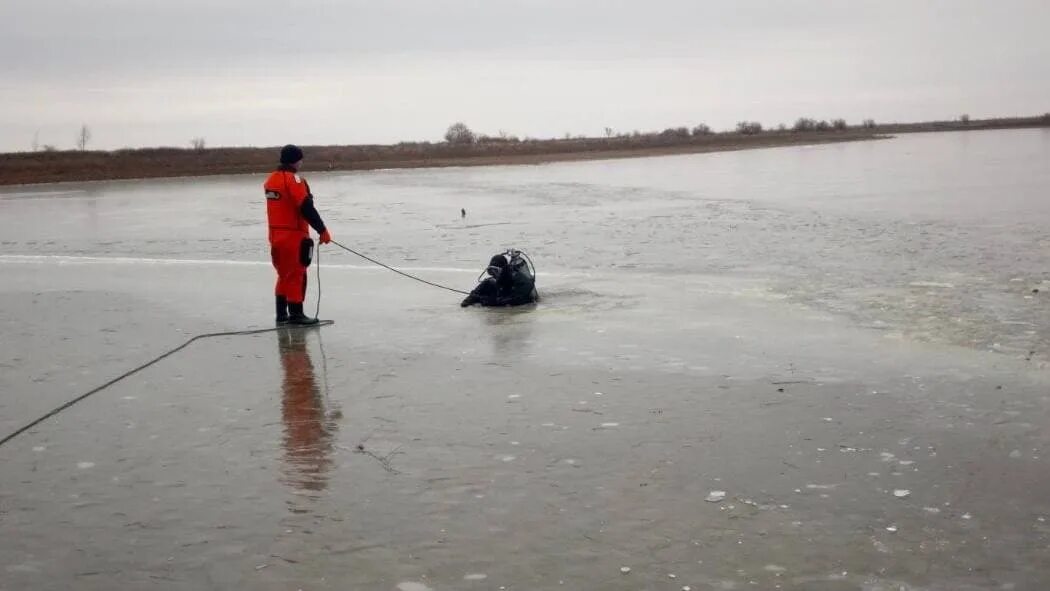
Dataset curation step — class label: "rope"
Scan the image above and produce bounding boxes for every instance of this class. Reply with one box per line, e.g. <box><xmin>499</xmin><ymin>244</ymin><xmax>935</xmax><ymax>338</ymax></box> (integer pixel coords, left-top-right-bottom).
<box><xmin>330</xmin><ymin>240</ymin><xmax>469</xmax><ymax>295</ymax></box>
<box><xmin>315</xmin><ymin>241</ymin><xmax>322</xmax><ymax>320</ymax></box>
<box><xmin>0</xmin><ymin>324</ymin><xmax>331</xmax><ymax>449</ymax></box>
<box><xmin>0</xmin><ymin>240</ymin><xmax>467</xmax><ymax>449</ymax></box>
<box><xmin>0</xmin><ymin>247</ymin><xmax>333</xmax><ymax>450</ymax></box>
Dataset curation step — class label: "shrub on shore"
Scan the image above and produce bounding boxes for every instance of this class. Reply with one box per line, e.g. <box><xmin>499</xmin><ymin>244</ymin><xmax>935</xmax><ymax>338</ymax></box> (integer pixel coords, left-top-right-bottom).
<box><xmin>736</xmin><ymin>121</ymin><xmax>763</xmax><ymax>135</ymax></box>
<box><xmin>793</xmin><ymin>118</ymin><xmax>817</xmax><ymax>132</ymax></box>
<box><xmin>661</xmin><ymin>127</ymin><xmax>691</xmax><ymax>139</ymax></box>
<box><xmin>444</xmin><ymin>122</ymin><xmax>475</xmax><ymax>144</ymax></box>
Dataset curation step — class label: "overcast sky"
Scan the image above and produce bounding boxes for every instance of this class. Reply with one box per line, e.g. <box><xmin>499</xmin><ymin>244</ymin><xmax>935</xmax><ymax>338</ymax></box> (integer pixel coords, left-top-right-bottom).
<box><xmin>2</xmin><ymin>0</ymin><xmax>1047</xmax><ymax>151</ymax></box>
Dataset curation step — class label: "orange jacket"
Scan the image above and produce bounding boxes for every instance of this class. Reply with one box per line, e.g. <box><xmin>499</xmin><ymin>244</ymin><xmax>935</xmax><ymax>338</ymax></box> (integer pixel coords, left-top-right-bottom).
<box><xmin>265</xmin><ymin>166</ymin><xmax>328</xmax><ymax>244</ymax></box>
<box><xmin>265</xmin><ymin>168</ymin><xmax>310</xmax><ymax>236</ymax></box>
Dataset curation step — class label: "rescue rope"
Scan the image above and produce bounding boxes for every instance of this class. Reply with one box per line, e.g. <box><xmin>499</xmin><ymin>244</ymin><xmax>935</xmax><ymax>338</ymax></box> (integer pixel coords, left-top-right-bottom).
<box><xmin>329</xmin><ymin>240</ymin><xmax>469</xmax><ymax>296</ymax></box>
<box><xmin>0</xmin><ymin>325</ymin><xmax>328</xmax><ymax>449</ymax></box>
<box><xmin>0</xmin><ymin>241</ymin><xmax>470</xmax><ymax>449</ymax></box>
<box><xmin>0</xmin><ymin>252</ymin><xmax>333</xmax><ymax>450</ymax></box>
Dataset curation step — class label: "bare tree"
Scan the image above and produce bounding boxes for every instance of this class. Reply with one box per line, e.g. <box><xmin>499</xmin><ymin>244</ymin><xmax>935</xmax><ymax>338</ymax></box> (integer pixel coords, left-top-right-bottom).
<box><xmin>736</xmin><ymin>121</ymin><xmax>763</xmax><ymax>135</ymax></box>
<box><xmin>76</xmin><ymin>124</ymin><xmax>92</xmax><ymax>150</ymax></box>
<box><xmin>444</xmin><ymin>122</ymin><xmax>475</xmax><ymax>144</ymax></box>
<box><xmin>661</xmin><ymin>127</ymin><xmax>690</xmax><ymax>138</ymax></box>
<box><xmin>793</xmin><ymin>117</ymin><xmax>817</xmax><ymax>132</ymax></box>
<box><xmin>190</xmin><ymin>137</ymin><xmax>206</xmax><ymax>152</ymax></box>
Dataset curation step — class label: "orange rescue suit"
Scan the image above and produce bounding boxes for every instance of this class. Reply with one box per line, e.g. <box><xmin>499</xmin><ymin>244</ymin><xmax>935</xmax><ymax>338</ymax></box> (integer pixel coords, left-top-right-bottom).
<box><xmin>265</xmin><ymin>168</ymin><xmax>314</xmax><ymax>304</ymax></box>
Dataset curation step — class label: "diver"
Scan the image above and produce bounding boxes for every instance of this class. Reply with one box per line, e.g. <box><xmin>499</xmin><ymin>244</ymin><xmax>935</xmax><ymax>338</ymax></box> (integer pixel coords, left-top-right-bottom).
<box><xmin>461</xmin><ymin>250</ymin><xmax>539</xmax><ymax>307</ymax></box>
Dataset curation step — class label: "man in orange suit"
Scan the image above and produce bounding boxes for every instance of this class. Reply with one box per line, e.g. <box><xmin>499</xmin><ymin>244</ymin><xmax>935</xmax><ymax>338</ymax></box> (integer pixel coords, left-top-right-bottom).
<box><xmin>264</xmin><ymin>145</ymin><xmax>332</xmax><ymax>325</ymax></box>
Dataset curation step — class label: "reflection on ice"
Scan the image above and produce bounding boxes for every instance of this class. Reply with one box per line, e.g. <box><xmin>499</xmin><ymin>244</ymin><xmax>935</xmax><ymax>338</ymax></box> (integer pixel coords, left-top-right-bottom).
<box><xmin>277</xmin><ymin>328</ymin><xmax>336</xmax><ymax>494</ymax></box>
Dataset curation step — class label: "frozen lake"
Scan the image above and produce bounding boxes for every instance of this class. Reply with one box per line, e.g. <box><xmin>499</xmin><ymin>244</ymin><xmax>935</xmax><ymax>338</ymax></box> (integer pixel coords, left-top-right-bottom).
<box><xmin>2</xmin><ymin>128</ymin><xmax>1049</xmax><ymax>590</ymax></box>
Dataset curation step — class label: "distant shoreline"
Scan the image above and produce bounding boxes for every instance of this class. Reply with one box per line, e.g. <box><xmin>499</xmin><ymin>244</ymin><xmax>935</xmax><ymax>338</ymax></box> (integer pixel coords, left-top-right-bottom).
<box><xmin>1</xmin><ymin>115</ymin><xmax>1046</xmax><ymax>187</ymax></box>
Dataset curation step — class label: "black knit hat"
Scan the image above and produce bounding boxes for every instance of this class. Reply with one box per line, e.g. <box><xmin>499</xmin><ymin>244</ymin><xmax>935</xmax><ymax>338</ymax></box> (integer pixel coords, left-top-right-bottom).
<box><xmin>279</xmin><ymin>144</ymin><xmax>304</xmax><ymax>165</ymax></box>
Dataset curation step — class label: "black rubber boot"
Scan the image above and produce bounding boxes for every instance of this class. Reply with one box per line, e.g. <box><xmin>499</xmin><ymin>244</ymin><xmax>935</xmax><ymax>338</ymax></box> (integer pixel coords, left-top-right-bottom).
<box><xmin>275</xmin><ymin>295</ymin><xmax>289</xmax><ymax>324</ymax></box>
<box><xmin>287</xmin><ymin>302</ymin><xmax>319</xmax><ymax>325</ymax></box>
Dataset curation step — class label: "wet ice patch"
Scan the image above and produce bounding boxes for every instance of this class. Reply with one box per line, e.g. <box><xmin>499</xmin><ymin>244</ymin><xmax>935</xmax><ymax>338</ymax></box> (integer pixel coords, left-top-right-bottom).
<box><xmin>763</xmin><ymin>564</ymin><xmax>786</xmax><ymax>573</ymax></box>
<box><xmin>909</xmin><ymin>281</ymin><xmax>955</xmax><ymax>288</ymax></box>
<box><xmin>705</xmin><ymin>491</ymin><xmax>726</xmax><ymax>502</ymax></box>
<box><xmin>76</xmin><ymin>461</ymin><xmax>95</xmax><ymax>469</ymax></box>
<box><xmin>5</xmin><ymin>563</ymin><xmax>40</xmax><ymax>573</ymax></box>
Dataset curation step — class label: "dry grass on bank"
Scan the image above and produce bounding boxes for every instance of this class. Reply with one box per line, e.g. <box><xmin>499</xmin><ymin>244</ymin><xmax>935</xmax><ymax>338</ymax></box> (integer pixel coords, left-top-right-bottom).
<box><xmin>2</xmin><ymin>114</ymin><xmax>1047</xmax><ymax>186</ymax></box>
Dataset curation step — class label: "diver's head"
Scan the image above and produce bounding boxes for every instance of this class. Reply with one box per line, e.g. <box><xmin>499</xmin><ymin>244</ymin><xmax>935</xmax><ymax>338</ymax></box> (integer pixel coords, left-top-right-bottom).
<box><xmin>486</xmin><ymin>254</ymin><xmax>508</xmax><ymax>277</ymax></box>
